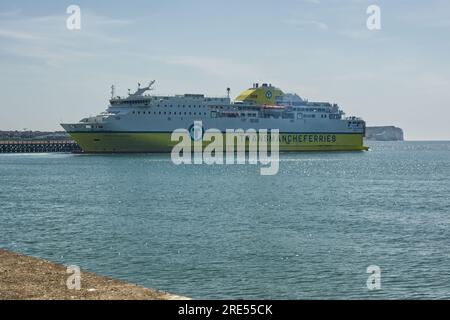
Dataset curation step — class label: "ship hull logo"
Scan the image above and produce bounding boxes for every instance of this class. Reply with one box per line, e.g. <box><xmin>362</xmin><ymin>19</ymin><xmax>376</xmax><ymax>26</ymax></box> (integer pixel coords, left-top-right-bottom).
<box><xmin>171</xmin><ymin>121</ymin><xmax>280</xmax><ymax>176</ymax></box>
<box><xmin>188</xmin><ymin>122</ymin><xmax>204</xmax><ymax>141</ymax></box>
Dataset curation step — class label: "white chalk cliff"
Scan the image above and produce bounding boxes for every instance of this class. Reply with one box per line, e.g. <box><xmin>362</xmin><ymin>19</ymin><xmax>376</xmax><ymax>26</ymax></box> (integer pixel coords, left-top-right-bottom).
<box><xmin>365</xmin><ymin>126</ymin><xmax>404</xmax><ymax>141</ymax></box>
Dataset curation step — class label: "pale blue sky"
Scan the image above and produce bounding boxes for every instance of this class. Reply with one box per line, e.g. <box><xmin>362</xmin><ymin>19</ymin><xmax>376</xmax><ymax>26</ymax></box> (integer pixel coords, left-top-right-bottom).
<box><xmin>1</xmin><ymin>0</ymin><xmax>449</xmax><ymax>139</ymax></box>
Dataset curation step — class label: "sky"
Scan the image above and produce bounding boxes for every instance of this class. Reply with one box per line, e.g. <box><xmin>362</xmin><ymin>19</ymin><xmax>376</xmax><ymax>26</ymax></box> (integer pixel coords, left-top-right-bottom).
<box><xmin>0</xmin><ymin>0</ymin><xmax>449</xmax><ymax>140</ymax></box>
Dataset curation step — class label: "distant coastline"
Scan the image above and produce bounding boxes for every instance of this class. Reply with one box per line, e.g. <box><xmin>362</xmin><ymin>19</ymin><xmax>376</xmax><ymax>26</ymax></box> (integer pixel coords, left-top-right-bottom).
<box><xmin>0</xmin><ymin>130</ymin><xmax>70</xmax><ymax>141</ymax></box>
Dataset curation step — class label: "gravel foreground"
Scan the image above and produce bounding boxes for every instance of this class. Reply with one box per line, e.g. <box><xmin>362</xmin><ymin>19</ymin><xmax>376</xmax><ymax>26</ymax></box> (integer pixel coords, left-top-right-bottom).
<box><xmin>0</xmin><ymin>249</ymin><xmax>190</xmax><ymax>300</ymax></box>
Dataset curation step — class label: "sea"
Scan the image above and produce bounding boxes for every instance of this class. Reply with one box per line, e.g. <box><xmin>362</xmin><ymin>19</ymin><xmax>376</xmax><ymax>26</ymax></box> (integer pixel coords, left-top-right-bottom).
<box><xmin>1</xmin><ymin>141</ymin><xmax>449</xmax><ymax>299</ymax></box>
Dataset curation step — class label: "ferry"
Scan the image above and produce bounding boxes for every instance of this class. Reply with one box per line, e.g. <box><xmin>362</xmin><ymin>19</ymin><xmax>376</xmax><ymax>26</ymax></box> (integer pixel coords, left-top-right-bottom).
<box><xmin>61</xmin><ymin>81</ymin><xmax>368</xmax><ymax>152</ymax></box>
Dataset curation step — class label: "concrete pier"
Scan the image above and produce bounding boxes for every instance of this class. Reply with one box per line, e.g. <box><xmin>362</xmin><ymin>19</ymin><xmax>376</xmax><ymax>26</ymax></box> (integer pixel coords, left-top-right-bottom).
<box><xmin>0</xmin><ymin>249</ymin><xmax>189</xmax><ymax>300</ymax></box>
<box><xmin>0</xmin><ymin>140</ymin><xmax>81</xmax><ymax>153</ymax></box>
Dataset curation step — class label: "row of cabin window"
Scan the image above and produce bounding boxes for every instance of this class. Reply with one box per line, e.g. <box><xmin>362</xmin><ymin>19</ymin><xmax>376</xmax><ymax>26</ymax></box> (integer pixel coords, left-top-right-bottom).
<box><xmin>132</xmin><ymin>111</ymin><xmax>208</xmax><ymax>116</ymax></box>
<box><xmin>129</xmin><ymin>103</ymin><xmax>208</xmax><ymax>108</ymax></box>
<box><xmin>302</xmin><ymin>114</ymin><xmax>339</xmax><ymax>119</ymax></box>
<box><xmin>294</xmin><ymin>107</ymin><xmax>330</xmax><ymax>112</ymax></box>
<box><xmin>129</xmin><ymin>110</ymin><xmax>339</xmax><ymax>119</ymax></box>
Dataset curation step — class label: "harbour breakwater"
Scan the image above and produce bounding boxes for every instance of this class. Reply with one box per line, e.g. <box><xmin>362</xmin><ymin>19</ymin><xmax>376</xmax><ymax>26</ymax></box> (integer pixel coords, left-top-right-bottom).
<box><xmin>0</xmin><ymin>140</ymin><xmax>81</xmax><ymax>153</ymax></box>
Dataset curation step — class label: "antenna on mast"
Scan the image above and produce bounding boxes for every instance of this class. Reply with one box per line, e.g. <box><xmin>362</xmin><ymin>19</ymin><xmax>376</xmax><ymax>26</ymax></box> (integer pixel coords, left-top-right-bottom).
<box><xmin>111</xmin><ymin>85</ymin><xmax>115</xmax><ymax>99</ymax></box>
<box><xmin>227</xmin><ymin>87</ymin><xmax>230</xmax><ymax>99</ymax></box>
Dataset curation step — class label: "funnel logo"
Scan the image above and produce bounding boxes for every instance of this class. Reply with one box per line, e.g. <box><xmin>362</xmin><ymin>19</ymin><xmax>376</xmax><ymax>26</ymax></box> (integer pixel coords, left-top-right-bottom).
<box><xmin>265</xmin><ymin>90</ymin><xmax>273</xmax><ymax>99</ymax></box>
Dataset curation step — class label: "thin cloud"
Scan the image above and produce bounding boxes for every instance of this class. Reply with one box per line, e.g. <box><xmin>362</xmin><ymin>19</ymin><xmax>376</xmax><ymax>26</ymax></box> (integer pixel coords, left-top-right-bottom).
<box><xmin>155</xmin><ymin>55</ymin><xmax>257</xmax><ymax>78</ymax></box>
<box><xmin>0</xmin><ymin>8</ymin><xmax>22</xmax><ymax>17</ymax></box>
<box><xmin>336</xmin><ymin>28</ymin><xmax>374</xmax><ymax>39</ymax></box>
<box><xmin>0</xmin><ymin>11</ymin><xmax>133</xmax><ymax>66</ymax></box>
<box><xmin>0</xmin><ymin>29</ymin><xmax>43</xmax><ymax>41</ymax></box>
<box><xmin>284</xmin><ymin>18</ymin><xmax>329</xmax><ymax>30</ymax></box>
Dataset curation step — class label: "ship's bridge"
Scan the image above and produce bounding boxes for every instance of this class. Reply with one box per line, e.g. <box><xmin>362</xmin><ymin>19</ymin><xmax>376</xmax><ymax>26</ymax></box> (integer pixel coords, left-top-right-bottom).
<box><xmin>235</xmin><ymin>83</ymin><xmax>284</xmax><ymax>105</ymax></box>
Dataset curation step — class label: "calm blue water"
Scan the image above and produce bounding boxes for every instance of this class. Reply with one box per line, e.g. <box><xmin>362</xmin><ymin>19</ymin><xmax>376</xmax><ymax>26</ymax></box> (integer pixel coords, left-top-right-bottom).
<box><xmin>1</xmin><ymin>141</ymin><xmax>450</xmax><ymax>299</ymax></box>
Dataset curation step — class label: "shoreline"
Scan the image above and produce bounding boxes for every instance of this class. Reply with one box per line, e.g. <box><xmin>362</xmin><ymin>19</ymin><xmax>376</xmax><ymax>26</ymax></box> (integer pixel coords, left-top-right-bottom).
<box><xmin>0</xmin><ymin>249</ymin><xmax>190</xmax><ymax>300</ymax></box>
